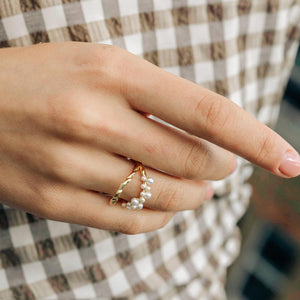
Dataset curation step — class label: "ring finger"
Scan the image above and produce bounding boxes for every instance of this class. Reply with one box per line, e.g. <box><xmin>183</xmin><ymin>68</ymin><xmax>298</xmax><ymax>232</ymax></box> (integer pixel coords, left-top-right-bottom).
<box><xmin>51</xmin><ymin>143</ymin><xmax>213</xmax><ymax>212</ymax></box>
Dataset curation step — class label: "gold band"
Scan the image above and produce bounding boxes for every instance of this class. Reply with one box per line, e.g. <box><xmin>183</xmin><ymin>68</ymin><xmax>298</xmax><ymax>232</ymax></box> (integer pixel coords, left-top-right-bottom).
<box><xmin>109</xmin><ymin>161</ymin><xmax>153</xmax><ymax>210</ymax></box>
<box><xmin>109</xmin><ymin>162</ymin><xmax>142</xmax><ymax>206</ymax></box>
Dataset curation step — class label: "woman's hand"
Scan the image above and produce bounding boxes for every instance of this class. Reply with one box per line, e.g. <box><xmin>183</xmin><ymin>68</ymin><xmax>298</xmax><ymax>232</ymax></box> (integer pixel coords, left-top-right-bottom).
<box><xmin>0</xmin><ymin>42</ymin><xmax>299</xmax><ymax>234</ymax></box>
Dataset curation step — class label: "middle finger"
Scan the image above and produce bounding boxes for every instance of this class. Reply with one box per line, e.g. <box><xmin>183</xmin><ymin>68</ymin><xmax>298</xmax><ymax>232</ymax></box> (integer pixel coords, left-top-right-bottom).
<box><xmin>83</xmin><ymin>104</ymin><xmax>236</xmax><ymax>181</ymax></box>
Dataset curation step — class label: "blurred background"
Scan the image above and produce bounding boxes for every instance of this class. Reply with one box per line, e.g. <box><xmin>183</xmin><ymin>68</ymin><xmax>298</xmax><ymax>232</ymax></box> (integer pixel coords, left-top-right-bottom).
<box><xmin>226</xmin><ymin>47</ymin><xmax>300</xmax><ymax>300</ymax></box>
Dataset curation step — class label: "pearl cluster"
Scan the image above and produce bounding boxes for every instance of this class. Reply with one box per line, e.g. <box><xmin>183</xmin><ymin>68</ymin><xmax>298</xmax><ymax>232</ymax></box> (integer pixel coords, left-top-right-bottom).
<box><xmin>122</xmin><ymin>176</ymin><xmax>154</xmax><ymax>210</ymax></box>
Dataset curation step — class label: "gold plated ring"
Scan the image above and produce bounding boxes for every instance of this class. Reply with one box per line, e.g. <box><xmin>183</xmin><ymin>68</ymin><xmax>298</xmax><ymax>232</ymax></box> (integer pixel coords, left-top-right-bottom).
<box><xmin>109</xmin><ymin>161</ymin><xmax>154</xmax><ymax>210</ymax></box>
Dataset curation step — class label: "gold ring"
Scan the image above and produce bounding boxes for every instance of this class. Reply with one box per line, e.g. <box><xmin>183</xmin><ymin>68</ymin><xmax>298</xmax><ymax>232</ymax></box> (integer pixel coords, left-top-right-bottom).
<box><xmin>109</xmin><ymin>161</ymin><xmax>154</xmax><ymax>210</ymax></box>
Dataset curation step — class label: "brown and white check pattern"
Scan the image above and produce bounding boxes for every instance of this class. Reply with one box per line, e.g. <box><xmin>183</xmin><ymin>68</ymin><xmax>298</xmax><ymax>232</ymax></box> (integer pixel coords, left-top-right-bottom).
<box><xmin>0</xmin><ymin>0</ymin><xmax>299</xmax><ymax>299</ymax></box>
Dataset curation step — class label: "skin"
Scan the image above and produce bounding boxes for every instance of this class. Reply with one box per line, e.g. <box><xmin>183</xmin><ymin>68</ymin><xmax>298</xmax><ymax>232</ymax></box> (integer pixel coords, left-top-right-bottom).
<box><xmin>0</xmin><ymin>42</ymin><xmax>298</xmax><ymax>234</ymax></box>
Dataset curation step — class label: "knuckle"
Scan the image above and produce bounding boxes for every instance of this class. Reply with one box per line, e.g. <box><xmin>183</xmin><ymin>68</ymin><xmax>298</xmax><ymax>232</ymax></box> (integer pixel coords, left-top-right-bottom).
<box><xmin>94</xmin><ymin>44</ymin><xmax>122</xmax><ymax>64</ymax></box>
<box><xmin>182</xmin><ymin>141</ymin><xmax>209</xmax><ymax>179</ymax></box>
<box><xmin>47</xmin><ymin>89</ymin><xmax>111</xmax><ymax>143</ymax></box>
<box><xmin>119</xmin><ymin>215</ymin><xmax>144</xmax><ymax>235</ymax></box>
<box><xmin>61</xmin><ymin>43</ymin><xmax>124</xmax><ymax>94</ymax></box>
<box><xmin>87</xmin><ymin>44</ymin><xmax>128</xmax><ymax>93</ymax></box>
<box><xmin>93</xmin><ymin>44</ymin><xmax>133</xmax><ymax>98</ymax></box>
<box><xmin>87</xmin><ymin>112</ymin><xmax>120</xmax><ymax>141</ymax></box>
<box><xmin>73</xmin><ymin>43</ymin><xmax>118</xmax><ymax>69</ymax></box>
<box><xmin>158</xmin><ymin>213</ymin><xmax>173</xmax><ymax>229</ymax></box>
<box><xmin>155</xmin><ymin>182</ymin><xmax>182</xmax><ymax>211</ymax></box>
<box><xmin>46</xmin><ymin>89</ymin><xmax>87</xmax><ymax>137</ymax></box>
<box><xmin>47</xmin><ymin>151</ymin><xmax>77</xmax><ymax>183</ymax></box>
<box><xmin>255</xmin><ymin>133</ymin><xmax>276</xmax><ymax>166</ymax></box>
<box><xmin>193</xmin><ymin>95</ymin><xmax>231</xmax><ymax>137</ymax></box>
<box><xmin>218</xmin><ymin>152</ymin><xmax>237</xmax><ymax>179</ymax></box>
<box><xmin>35</xmin><ymin>142</ymin><xmax>73</xmax><ymax>183</ymax></box>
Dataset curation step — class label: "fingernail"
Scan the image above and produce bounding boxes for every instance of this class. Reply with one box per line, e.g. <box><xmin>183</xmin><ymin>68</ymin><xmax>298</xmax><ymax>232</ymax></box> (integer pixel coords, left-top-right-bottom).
<box><xmin>205</xmin><ymin>185</ymin><xmax>214</xmax><ymax>200</ymax></box>
<box><xmin>279</xmin><ymin>151</ymin><xmax>300</xmax><ymax>178</ymax></box>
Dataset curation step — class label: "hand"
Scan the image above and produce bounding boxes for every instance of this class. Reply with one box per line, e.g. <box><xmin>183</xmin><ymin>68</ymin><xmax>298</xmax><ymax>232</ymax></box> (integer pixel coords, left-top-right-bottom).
<box><xmin>0</xmin><ymin>42</ymin><xmax>299</xmax><ymax>234</ymax></box>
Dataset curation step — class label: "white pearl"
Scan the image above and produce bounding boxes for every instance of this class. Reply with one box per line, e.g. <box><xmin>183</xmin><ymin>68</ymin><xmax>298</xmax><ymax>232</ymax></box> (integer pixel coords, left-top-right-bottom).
<box><xmin>132</xmin><ymin>205</ymin><xmax>138</xmax><ymax>210</ymax></box>
<box><xmin>137</xmin><ymin>203</ymin><xmax>143</xmax><ymax>210</ymax></box>
<box><xmin>146</xmin><ymin>186</ymin><xmax>151</xmax><ymax>192</ymax></box>
<box><xmin>126</xmin><ymin>206</ymin><xmax>131</xmax><ymax>210</ymax></box>
<box><xmin>131</xmin><ymin>198</ymin><xmax>139</xmax><ymax>206</ymax></box>
<box><xmin>122</xmin><ymin>203</ymin><xmax>126</xmax><ymax>208</ymax></box>
<box><xmin>145</xmin><ymin>192</ymin><xmax>151</xmax><ymax>199</ymax></box>
<box><xmin>147</xmin><ymin>177</ymin><xmax>154</xmax><ymax>185</ymax></box>
<box><xmin>141</xmin><ymin>183</ymin><xmax>147</xmax><ymax>189</ymax></box>
<box><xmin>139</xmin><ymin>197</ymin><xmax>145</xmax><ymax>203</ymax></box>
<box><xmin>141</xmin><ymin>176</ymin><xmax>147</xmax><ymax>182</ymax></box>
<box><xmin>140</xmin><ymin>191</ymin><xmax>146</xmax><ymax>198</ymax></box>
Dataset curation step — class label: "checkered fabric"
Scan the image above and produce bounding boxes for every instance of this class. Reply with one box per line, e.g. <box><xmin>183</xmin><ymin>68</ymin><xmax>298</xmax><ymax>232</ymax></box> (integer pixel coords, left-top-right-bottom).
<box><xmin>0</xmin><ymin>0</ymin><xmax>299</xmax><ymax>299</ymax></box>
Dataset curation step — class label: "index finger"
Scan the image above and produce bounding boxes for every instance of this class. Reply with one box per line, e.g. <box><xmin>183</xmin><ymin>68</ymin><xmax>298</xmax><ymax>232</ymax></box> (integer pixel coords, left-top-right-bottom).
<box><xmin>119</xmin><ymin>50</ymin><xmax>300</xmax><ymax>178</ymax></box>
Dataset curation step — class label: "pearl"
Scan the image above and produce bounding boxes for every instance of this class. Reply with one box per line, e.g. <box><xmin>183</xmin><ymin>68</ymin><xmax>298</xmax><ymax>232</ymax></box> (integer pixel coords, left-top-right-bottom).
<box><xmin>140</xmin><ymin>191</ymin><xmax>146</xmax><ymax>198</ymax></box>
<box><xmin>145</xmin><ymin>192</ymin><xmax>151</xmax><ymax>199</ymax></box>
<box><xmin>126</xmin><ymin>206</ymin><xmax>131</xmax><ymax>210</ymax></box>
<box><xmin>137</xmin><ymin>203</ymin><xmax>143</xmax><ymax>210</ymax></box>
<box><xmin>147</xmin><ymin>177</ymin><xmax>154</xmax><ymax>185</ymax></box>
<box><xmin>122</xmin><ymin>203</ymin><xmax>126</xmax><ymax>208</ymax></box>
<box><xmin>132</xmin><ymin>205</ymin><xmax>138</xmax><ymax>210</ymax></box>
<box><xmin>141</xmin><ymin>176</ymin><xmax>147</xmax><ymax>182</ymax></box>
<box><xmin>141</xmin><ymin>183</ymin><xmax>147</xmax><ymax>189</ymax></box>
<box><xmin>139</xmin><ymin>197</ymin><xmax>145</xmax><ymax>203</ymax></box>
<box><xmin>146</xmin><ymin>186</ymin><xmax>151</xmax><ymax>192</ymax></box>
<box><xmin>131</xmin><ymin>198</ymin><xmax>139</xmax><ymax>206</ymax></box>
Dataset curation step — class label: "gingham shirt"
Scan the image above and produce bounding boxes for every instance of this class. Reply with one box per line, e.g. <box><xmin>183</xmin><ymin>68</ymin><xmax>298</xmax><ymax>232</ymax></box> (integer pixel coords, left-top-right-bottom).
<box><xmin>0</xmin><ymin>1</ymin><xmax>299</xmax><ymax>299</ymax></box>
